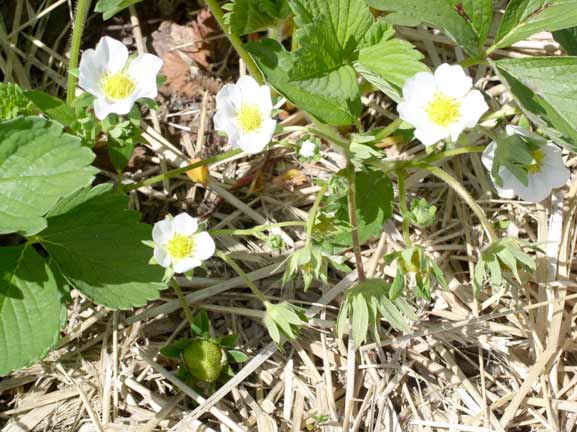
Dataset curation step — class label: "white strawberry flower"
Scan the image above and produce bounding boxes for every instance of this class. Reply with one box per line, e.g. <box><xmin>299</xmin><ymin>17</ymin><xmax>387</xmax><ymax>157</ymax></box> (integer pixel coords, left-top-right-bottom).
<box><xmin>482</xmin><ymin>126</ymin><xmax>570</xmax><ymax>202</ymax></box>
<box><xmin>152</xmin><ymin>213</ymin><xmax>216</xmax><ymax>274</ymax></box>
<box><xmin>79</xmin><ymin>36</ymin><xmax>163</xmax><ymax>120</ymax></box>
<box><xmin>299</xmin><ymin>140</ymin><xmax>317</xmax><ymax>158</ymax></box>
<box><xmin>397</xmin><ymin>63</ymin><xmax>489</xmax><ymax>146</ymax></box>
<box><xmin>214</xmin><ymin>76</ymin><xmax>276</xmax><ymax>154</ymax></box>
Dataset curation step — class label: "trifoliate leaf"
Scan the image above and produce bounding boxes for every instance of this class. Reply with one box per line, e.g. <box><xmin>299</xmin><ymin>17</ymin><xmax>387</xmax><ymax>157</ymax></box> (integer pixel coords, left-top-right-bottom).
<box><xmin>0</xmin><ymin>117</ymin><xmax>96</xmax><ymax>235</ymax></box>
<box><xmin>40</xmin><ymin>184</ymin><xmax>165</xmax><ymax>309</ymax></box>
<box><xmin>94</xmin><ymin>0</ymin><xmax>143</xmax><ymax>20</ymax></box>
<box><xmin>263</xmin><ymin>301</ymin><xmax>307</xmax><ymax>345</ymax></box>
<box><xmin>0</xmin><ymin>83</ymin><xmax>36</xmax><ymax>120</ymax></box>
<box><xmin>368</xmin><ymin>0</ymin><xmax>493</xmax><ymax>56</ymax></box>
<box><xmin>0</xmin><ymin>246</ymin><xmax>64</xmax><ymax>376</ymax></box>
<box><xmin>409</xmin><ymin>198</ymin><xmax>437</xmax><ymax>228</ymax></box>
<box><xmin>225</xmin><ymin>0</ymin><xmax>289</xmax><ymax>35</ymax></box>
<box><xmin>494</xmin><ymin>0</ymin><xmax>577</xmax><ymax>50</ymax></box>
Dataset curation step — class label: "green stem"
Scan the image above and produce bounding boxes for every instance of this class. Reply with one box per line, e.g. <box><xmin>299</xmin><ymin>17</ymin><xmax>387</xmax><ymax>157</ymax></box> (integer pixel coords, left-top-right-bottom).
<box><xmin>305</xmin><ymin>182</ymin><xmax>329</xmax><ymax>250</ymax></box>
<box><xmin>170</xmin><ymin>279</ymin><xmax>195</xmax><ymax>328</ymax></box>
<box><xmin>66</xmin><ymin>0</ymin><xmax>92</xmax><ymax>105</ymax></box>
<box><xmin>372</xmin><ymin>118</ymin><xmax>402</xmax><ymax>143</ymax></box>
<box><xmin>216</xmin><ymin>250</ymin><xmax>267</xmax><ymax>303</ymax></box>
<box><xmin>124</xmin><ymin>149</ymin><xmax>242</xmax><ymax>192</ymax></box>
<box><xmin>204</xmin><ymin>0</ymin><xmax>264</xmax><ymax>84</ymax></box>
<box><xmin>309</xmin><ymin>124</ymin><xmax>349</xmax><ymax>153</ymax></box>
<box><xmin>396</xmin><ymin>170</ymin><xmax>411</xmax><ymax>247</ymax></box>
<box><xmin>347</xmin><ymin>164</ymin><xmax>366</xmax><ymax>281</ymax></box>
<box><xmin>209</xmin><ymin>221</ymin><xmax>305</xmax><ymax>237</ymax></box>
<box><xmin>423</xmin><ymin>165</ymin><xmax>497</xmax><ymax>243</ymax></box>
<box><xmin>459</xmin><ymin>54</ymin><xmax>487</xmax><ymax>68</ymax></box>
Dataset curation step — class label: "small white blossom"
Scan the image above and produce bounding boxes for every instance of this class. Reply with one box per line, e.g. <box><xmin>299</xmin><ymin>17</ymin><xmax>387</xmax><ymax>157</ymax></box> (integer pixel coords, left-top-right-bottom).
<box><xmin>482</xmin><ymin>126</ymin><xmax>570</xmax><ymax>202</ymax></box>
<box><xmin>152</xmin><ymin>213</ymin><xmax>216</xmax><ymax>274</ymax></box>
<box><xmin>398</xmin><ymin>63</ymin><xmax>489</xmax><ymax>146</ymax></box>
<box><xmin>299</xmin><ymin>140</ymin><xmax>317</xmax><ymax>158</ymax></box>
<box><xmin>79</xmin><ymin>36</ymin><xmax>163</xmax><ymax>120</ymax></box>
<box><xmin>214</xmin><ymin>76</ymin><xmax>276</xmax><ymax>154</ymax></box>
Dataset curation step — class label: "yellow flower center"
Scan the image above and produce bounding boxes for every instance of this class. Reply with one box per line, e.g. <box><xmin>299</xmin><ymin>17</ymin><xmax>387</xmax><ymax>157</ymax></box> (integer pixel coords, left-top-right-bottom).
<box><xmin>167</xmin><ymin>235</ymin><xmax>194</xmax><ymax>260</ymax></box>
<box><xmin>527</xmin><ymin>149</ymin><xmax>545</xmax><ymax>174</ymax></box>
<box><xmin>101</xmin><ymin>72</ymin><xmax>136</xmax><ymax>101</ymax></box>
<box><xmin>237</xmin><ymin>105</ymin><xmax>262</xmax><ymax>133</ymax></box>
<box><xmin>425</xmin><ymin>92</ymin><xmax>461</xmax><ymax>127</ymax></box>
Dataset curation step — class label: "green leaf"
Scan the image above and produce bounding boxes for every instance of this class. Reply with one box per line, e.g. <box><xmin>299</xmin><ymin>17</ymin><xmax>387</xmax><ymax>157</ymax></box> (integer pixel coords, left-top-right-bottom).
<box><xmin>351</xmin><ymin>293</ymin><xmax>369</xmax><ymax>348</ymax></box>
<box><xmin>226</xmin><ymin>0</ymin><xmax>289</xmax><ymax>35</ymax></box>
<box><xmin>160</xmin><ymin>339</ymin><xmax>191</xmax><ymax>358</ymax></box>
<box><xmin>368</xmin><ymin>0</ymin><xmax>493</xmax><ymax>56</ymax></box>
<box><xmin>191</xmin><ymin>310</ymin><xmax>210</xmax><ymax>338</ymax></box>
<box><xmin>94</xmin><ymin>0</ymin><xmax>143</xmax><ymax>20</ymax></box>
<box><xmin>494</xmin><ymin>0</ymin><xmax>577</xmax><ymax>50</ymax></box>
<box><xmin>389</xmin><ymin>267</ymin><xmax>404</xmax><ymax>300</ymax></box>
<box><xmin>0</xmin><ymin>246</ymin><xmax>64</xmax><ymax>376</ymax></box>
<box><xmin>494</xmin><ymin>57</ymin><xmax>577</xmax><ymax>151</ymax></box>
<box><xmin>355</xmin><ymin>24</ymin><xmax>428</xmax><ymax>102</ymax></box>
<box><xmin>25</xmin><ymin>91</ymin><xmax>76</xmax><ymax>127</ymax></box>
<box><xmin>377</xmin><ymin>297</ymin><xmax>409</xmax><ymax>333</ymax></box>
<box><xmin>0</xmin><ymin>117</ymin><xmax>96</xmax><ymax>235</ymax></box>
<box><xmin>40</xmin><ymin>184</ymin><xmax>165</xmax><ymax>309</ymax></box>
<box><xmin>0</xmin><ymin>83</ymin><xmax>36</xmax><ymax>120</ymax></box>
<box><xmin>246</xmin><ymin>38</ymin><xmax>361</xmax><ymax>125</ymax></box>
<box><xmin>553</xmin><ymin>26</ymin><xmax>577</xmax><ymax>54</ymax></box>
<box><xmin>227</xmin><ymin>350</ymin><xmax>250</xmax><ymax>363</ymax></box>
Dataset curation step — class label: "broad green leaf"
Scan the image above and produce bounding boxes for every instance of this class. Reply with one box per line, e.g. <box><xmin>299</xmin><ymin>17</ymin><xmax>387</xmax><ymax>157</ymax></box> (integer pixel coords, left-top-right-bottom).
<box><xmin>0</xmin><ymin>83</ymin><xmax>36</xmax><ymax>120</ymax></box>
<box><xmin>227</xmin><ymin>350</ymin><xmax>249</xmax><ymax>363</ymax></box>
<box><xmin>94</xmin><ymin>0</ymin><xmax>143</xmax><ymax>20</ymax></box>
<box><xmin>40</xmin><ymin>184</ymin><xmax>165</xmax><ymax>309</ymax></box>
<box><xmin>494</xmin><ymin>0</ymin><xmax>577</xmax><ymax>50</ymax></box>
<box><xmin>494</xmin><ymin>57</ymin><xmax>577</xmax><ymax>151</ymax></box>
<box><xmin>351</xmin><ymin>293</ymin><xmax>369</xmax><ymax>347</ymax></box>
<box><xmin>25</xmin><ymin>91</ymin><xmax>76</xmax><ymax>127</ymax></box>
<box><xmin>355</xmin><ymin>22</ymin><xmax>428</xmax><ymax>101</ymax></box>
<box><xmin>0</xmin><ymin>246</ymin><xmax>64</xmax><ymax>376</ymax></box>
<box><xmin>0</xmin><ymin>117</ymin><xmax>96</xmax><ymax>235</ymax></box>
<box><xmin>246</xmin><ymin>38</ymin><xmax>361</xmax><ymax>125</ymax></box>
<box><xmin>553</xmin><ymin>26</ymin><xmax>577</xmax><ymax>54</ymax></box>
<box><xmin>225</xmin><ymin>0</ymin><xmax>289</xmax><ymax>35</ymax></box>
<box><xmin>160</xmin><ymin>339</ymin><xmax>191</xmax><ymax>358</ymax></box>
<box><xmin>368</xmin><ymin>0</ymin><xmax>493</xmax><ymax>56</ymax></box>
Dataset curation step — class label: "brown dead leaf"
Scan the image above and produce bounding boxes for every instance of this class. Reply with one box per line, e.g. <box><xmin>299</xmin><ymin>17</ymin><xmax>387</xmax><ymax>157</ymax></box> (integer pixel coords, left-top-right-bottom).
<box><xmin>272</xmin><ymin>168</ymin><xmax>308</xmax><ymax>192</ymax></box>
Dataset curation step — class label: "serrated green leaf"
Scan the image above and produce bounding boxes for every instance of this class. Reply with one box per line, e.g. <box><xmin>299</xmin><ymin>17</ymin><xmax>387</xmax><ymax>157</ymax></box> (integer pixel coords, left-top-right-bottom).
<box><xmin>0</xmin><ymin>83</ymin><xmax>36</xmax><ymax>120</ymax></box>
<box><xmin>494</xmin><ymin>57</ymin><xmax>577</xmax><ymax>151</ymax></box>
<box><xmin>336</xmin><ymin>301</ymin><xmax>349</xmax><ymax>339</ymax></box>
<box><xmin>191</xmin><ymin>310</ymin><xmax>210</xmax><ymax>338</ymax></box>
<box><xmin>509</xmin><ymin>245</ymin><xmax>536</xmax><ymax>271</ymax></box>
<box><xmin>368</xmin><ymin>0</ymin><xmax>492</xmax><ymax>56</ymax></box>
<box><xmin>429</xmin><ymin>261</ymin><xmax>448</xmax><ymax>290</ymax></box>
<box><xmin>497</xmin><ymin>248</ymin><xmax>521</xmax><ymax>282</ymax></box>
<box><xmin>0</xmin><ymin>246</ymin><xmax>64</xmax><ymax>376</ymax></box>
<box><xmin>494</xmin><ymin>0</ymin><xmax>577</xmax><ymax>50</ymax></box>
<box><xmin>553</xmin><ymin>26</ymin><xmax>577</xmax><ymax>54</ymax></box>
<box><xmin>473</xmin><ymin>258</ymin><xmax>486</xmax><ymax>295</ymax></box>
<box><xmin>394</xmin><ymin>297</ymin><xmax>418</xmax><ymax>322</ymax></box>
<box><xmin>389</xmin><ymin>267</ymin><xmax>404</xmax><ymax>300</ymax></box>
<box><xmin>247</xmin><ymin>38</ymin><xmax>361</xmax><ymax>125</ymax></box>
<box><xmin>0</xmin><ymin>117</ymin><xmax>96</xmax><ymax>235</ymax></box>
<box><xmin>355</xmin><ymin>23</ymin><xmax>428</xmax><ymax>102</ymax></box>
<box><xmin>351</xmin><ymin>293</ymin><xmax>369</xmax><ymax>348</ymax></box>
<box><xmin>40</xmin><ymin>184</ymin><xmax>165</xmax><ymax>309</ymax></box>
<box><xmin>486</xmin><ymin>256</ymin><xmax>502</xmax><ymax>287</ymax></box>
<box><xmin>227</xmin><ymin>350</ymin><xmax>250</xmax><ymax>363</ymax></box>
<box><xmin>25</xmin><ymin>91</ymin><xmax>76</xmax><ymax>127</ymax></box>
<box><xmin>94</xmin><ymin>0</ymin><xmax>143</xmax><ymax>20</ymax></box>
<box><xmin>263</xmin><ymin>314</ymin><xmax>281</xmax><ymax>344</ymax></box>
<box><xmin>226</xmin><ymin>0</ymin><xmax>289</xmax><ymax>35</ymax></box>
<box><xmin>377</xmin><ymin>297</ymin><xmax>410</xmax><ymax>333</ymax></box>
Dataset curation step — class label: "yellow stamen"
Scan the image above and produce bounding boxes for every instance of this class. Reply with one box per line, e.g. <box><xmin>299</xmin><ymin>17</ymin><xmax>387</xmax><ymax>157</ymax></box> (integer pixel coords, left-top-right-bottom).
<box><xmin>237</xmin><ymin>105</ymin><xmax>262</xmax><ymax>133</ymax></box>
<box><xmin>101</xmin><ymin>72</ymin><xmax>136</xmax><ymax>101</ymax></box>
<box><xmin>528</xmin><ymin>149</ymin><xmax>545</xmax><ymax>174</ymax></box>
<box><xmin>425</xmin><ymin>92</ymin><xmax>461</xmax><ymax>127</ymax></box>
<box><xmin>167</xmin><ymin>235</ymin><xmax>194</xmax><ymax>260</ymax></box>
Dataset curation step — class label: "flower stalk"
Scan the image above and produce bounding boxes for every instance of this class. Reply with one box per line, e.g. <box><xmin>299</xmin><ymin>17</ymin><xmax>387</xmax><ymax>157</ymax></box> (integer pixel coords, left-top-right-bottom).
<box><xmin>347</xmin><ymin>164</ymin><xmax>366</xmax><ymax>281</ymax></box>
<box><xmin>396</xmin><ymin>170</ymin><xmax>412</xmax><ymax>247</ymax></box>
<box><xmin>216</xmin><ymin>250</ymin><xmax>267</xmax><ymax>303</ymax></box>
<box><xmin>67</xmin><ymin>0</ymin><xmax>92</xmax><ymax>105</ymax></box>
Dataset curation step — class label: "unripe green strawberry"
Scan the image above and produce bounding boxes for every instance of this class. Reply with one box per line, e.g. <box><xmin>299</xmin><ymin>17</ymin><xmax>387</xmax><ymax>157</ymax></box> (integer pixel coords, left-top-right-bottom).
<box><xmin>183</xmin><ymin>340</ymin><xmax>225</xmax><ymax>383</ymax></box>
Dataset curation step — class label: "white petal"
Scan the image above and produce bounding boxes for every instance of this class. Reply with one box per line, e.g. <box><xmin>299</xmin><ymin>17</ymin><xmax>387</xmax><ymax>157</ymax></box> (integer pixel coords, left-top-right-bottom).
<box><xmin>402</xmin><ymin>71</ymin><xmax>436</xmax><ymax>104</ymax></box>
<box><xmin>96</xmin><ymin>36</ymin><xmax>129</xmax><ymax>74</ymax></box>
<box><xmin>93</xmin><ymin>96</ymin><xmax>135</xmax><ymax>120</ymax></box>
<box><xmin>154</xmin><ymin>246</ymin><xmax>171</xmax><ymax>268</ymax></box>
<box><xmin>254</xmin><ymin>84</ymin><xmax>273</xmax><ymax>115</ymax></box>
<box><xmin>173</xmin><ymin>213</ymin><xmax>198</xmax><ymax>236</ymax></box>
<box><xmin>237</xmin><ymin>118</ymin><xmax>276</xmax><ymax>154</ymax></box>
<box><xmin>491</xmin><ymin>168</ymin><xmax>517</xmax><ymax>199</ymax></box>
<box><xmin>79</xmin><ymin>48</ymin><xmax>105</xmax><ymax>97</ymax></box>
<box><xmin>481</xmin><ymin>141</ymin><xmax>496</xmax><ymax>171</ymax></box>
<box><xmin>434</xmin><ymin>63</ymin><xmax>472</xmax><ymax>99</ymax></box>
<box><xmin>299</xmin><ymin>140</ymin><xmax>317</xmax><ymax>157</ymax></box>
<box><xmin>214</xmin><ymin>100</ymin><xmax>238</xmax><ymax>135</ymax></box>
<box><xmin>216</xmin><ymin>83</ymin><xmax>242</xmax><ymax>111</ymax></box>
<box><xmin>173</xmin><ymin>257</ymin><xmax>202</xmax><ymax>273</ymax></box>
<box><xmin>236</xmin><ymin>75</ymin><xmax>261</xmax><ymax>97</ymax></box>
<box><xmin>515</xmin><ymin>175</ymin><xmax>552</xmax><ymax>202</ymax></box>
<box><xmin>541</xmin><ymin>144</ymin><xmax>570</xmax><ymax>188</ymax></box>
<box><xmin>152</xmin><ymin>218</ymin><xmax>174</xmax><ymax>244</ymax></box>
<box><xmin>414</xmin><ymin>124</ymin><xmax>449</xmax><ymax>146</ymax></box>
<box><xmin>397</xmin><ymin>100</ymin><xmax>428</xmax><ymax>129</ymax></box>
<box><xmin>128</xmin><ymin>53</ymin><xmax>163</xmax><ymax>99</ymax></box>
<box><xmin>448</xmin><ymin>120</ymin><xmax>467</xmax><ymax>142</ymax></box>
<box><xmin>193</xmin><ymin>231</ymin><xmax>216</xmax><ymax>261</ymax></box>
<box><xmin>459</xmin><ymin>90</ymin><xmax>488</xmax><ymax>128</ymax></box>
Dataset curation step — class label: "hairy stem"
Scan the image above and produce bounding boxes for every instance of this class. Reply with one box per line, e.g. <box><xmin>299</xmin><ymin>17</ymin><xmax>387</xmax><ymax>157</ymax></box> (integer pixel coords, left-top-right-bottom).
<box><xmin>170</xmin><ymin>279</ymin><xmax>195</xmax><ymax>328</ymax></box>
<box><xmin>123</xmin><ymin>149</ymin><xmax>242</xmax><ymax>192</ymax></box>
<box><xmin>305</xmin><ymin>182</ymin><xmax>329</xmax><ymax>250</ymax></box>
<box><xmin>216</xmin><ymin>251</ymin><xmax>267</xmax><ymax>303</ymax></box>
<box><xmin>396</xmin><ymin>170</ymin><xmax>412</xmax><ymax>247</ymax></box>
<box><xmin>66</xmin><ymin>0</ymin><xmax>92</xmax><ymax>105</ymax></box>
<box><xmin>204</xmin><ymin>0</ymin><xmax>264</xmax><ymax>84</ymax></box>
<box><xmin>423</xmin><ymin>165</ymin><xmax>497</xmax><ymax>243</ymax></box>
<box><xmin>347</xmin><ymin>164</ymin><xmax>366</xmax><ymax>281</ymax></box>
